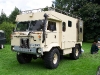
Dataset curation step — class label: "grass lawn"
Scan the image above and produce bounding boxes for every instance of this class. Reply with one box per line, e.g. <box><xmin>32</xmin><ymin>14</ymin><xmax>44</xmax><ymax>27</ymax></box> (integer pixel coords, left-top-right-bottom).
<box><xmin>0</xmin><ymin>43</ymin><xmax>100</xmax><ymax>75</ymax></box>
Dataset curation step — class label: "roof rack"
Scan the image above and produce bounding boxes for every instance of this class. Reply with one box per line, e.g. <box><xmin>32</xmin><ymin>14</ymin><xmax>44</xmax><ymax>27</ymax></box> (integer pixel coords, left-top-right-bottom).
<box><xmin>19</xmin><ymin>7</ymin><xmax>54</xmax><ymax>14</ymax></box>
<box><xmin>19</xmin><ymin>7</ymin><xmax>81</xmax><ymax>19</ymax></box>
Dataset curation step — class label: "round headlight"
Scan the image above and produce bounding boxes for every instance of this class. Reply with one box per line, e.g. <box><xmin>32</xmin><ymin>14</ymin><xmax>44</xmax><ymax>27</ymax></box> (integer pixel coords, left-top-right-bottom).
<box><xmin>11</xmin><ymin>46</ymin><xmax>14</xmax><ymax>50</ymax></box>
<box><xmin>37</xmin><ymin>48</ymin><xmax>41</xmax><ymax>53</ymax></box>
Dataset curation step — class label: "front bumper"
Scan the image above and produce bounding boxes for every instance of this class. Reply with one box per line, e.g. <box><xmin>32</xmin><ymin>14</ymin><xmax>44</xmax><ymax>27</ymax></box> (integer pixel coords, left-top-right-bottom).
<box><xmin>11</xmin><ymin>46</ymin><xmax>43</xmax><ymax>55</ymax></box>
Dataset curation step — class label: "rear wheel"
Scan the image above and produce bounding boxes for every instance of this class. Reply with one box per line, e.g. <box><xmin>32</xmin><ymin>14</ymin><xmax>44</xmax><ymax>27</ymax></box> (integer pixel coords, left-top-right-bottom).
<box><xmin>17</xmin><ymin>53</ymin><xmax>32</xmax><ymax>64</ymax></box>
<box><xmin>44</xmin><ymin>48</ymin><xmax>60</xmax><ymax>69</ymax></box>
<box><xmin>70</xmin><ymin>45</ymin><xmax>81</xmax><ymax>60</ymax></box>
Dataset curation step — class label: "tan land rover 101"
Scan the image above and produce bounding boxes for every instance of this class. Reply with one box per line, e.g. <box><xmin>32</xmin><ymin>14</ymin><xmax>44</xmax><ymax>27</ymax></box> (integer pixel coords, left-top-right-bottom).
<box><xmin>11</xmin><ymin>7</ymin><xmax>83</xmax><ymax>69</ymax></box>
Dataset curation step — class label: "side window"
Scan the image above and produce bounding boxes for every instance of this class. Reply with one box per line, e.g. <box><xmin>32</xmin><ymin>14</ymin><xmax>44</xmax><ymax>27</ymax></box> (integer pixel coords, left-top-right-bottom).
<box><xmin>68</xmin><ymin>21</ymin><xmax>72</xmax><ymax>27</ymax></box>
<box><xmin>47</xmin><ymin>21</ymin><xmax>56</xmax><ymax>31</ymax></box>
<box><xmin>62</xmin><ymin>22</ymin><xmax>66</xmax><ymax>32</ymax></box>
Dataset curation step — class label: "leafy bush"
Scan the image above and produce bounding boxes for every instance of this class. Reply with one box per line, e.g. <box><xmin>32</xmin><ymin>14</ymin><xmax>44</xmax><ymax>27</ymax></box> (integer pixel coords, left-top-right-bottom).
<box><xmin>0</xmin><ymin>22</ymin><xmax>15</xmax><ymax>43</ymax></box>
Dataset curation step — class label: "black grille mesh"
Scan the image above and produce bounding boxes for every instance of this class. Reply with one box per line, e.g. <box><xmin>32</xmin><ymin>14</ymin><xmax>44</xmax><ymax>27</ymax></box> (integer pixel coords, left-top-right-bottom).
<box><xmin>20</xmin><ymin>38</ymin><xmax>29</xmax><ymax>48</ymax></box>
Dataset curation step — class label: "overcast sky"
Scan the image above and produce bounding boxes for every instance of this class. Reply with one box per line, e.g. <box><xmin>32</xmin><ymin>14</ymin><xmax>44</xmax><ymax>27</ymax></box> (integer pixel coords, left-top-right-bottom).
<box><xmin>0</xmin><ymin>0</ymin><xmax>54</xmax><ymax>16</ymax></box>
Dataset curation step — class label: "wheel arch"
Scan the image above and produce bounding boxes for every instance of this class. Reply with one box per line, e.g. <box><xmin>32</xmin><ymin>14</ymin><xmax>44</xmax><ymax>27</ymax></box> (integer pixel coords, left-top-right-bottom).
<box><xmin>43</xmin><ymin>43</ymin><xmax>63</xmax><ymax>56</ymax></box>
<box><xmin>76</xmin><ymin>43</ymin><xmax>81</xmax><ymax>49</ymax></box>
<box><xmin>75</xmin><ymin>43</ymin><xmax>82</xmax><ymax>54</ymax></box>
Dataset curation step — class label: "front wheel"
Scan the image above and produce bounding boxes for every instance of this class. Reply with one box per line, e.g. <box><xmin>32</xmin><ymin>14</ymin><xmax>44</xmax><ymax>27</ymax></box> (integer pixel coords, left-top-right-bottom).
<box><xmin>44</xmin><ymin>48</ymin><xmax>60</xmax><ymax>69</ymax></box>
<box><xmin>17</xmin><ymin>53</ymin><xmax>32</xmax><ymax>64</ymax></box>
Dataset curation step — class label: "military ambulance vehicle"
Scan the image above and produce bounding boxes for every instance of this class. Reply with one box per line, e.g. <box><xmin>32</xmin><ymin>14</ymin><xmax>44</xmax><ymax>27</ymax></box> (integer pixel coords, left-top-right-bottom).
<box><xmin>11</xmin><ymin>7</ymin><xmax>83</xmax><ymax>69</ymax></box>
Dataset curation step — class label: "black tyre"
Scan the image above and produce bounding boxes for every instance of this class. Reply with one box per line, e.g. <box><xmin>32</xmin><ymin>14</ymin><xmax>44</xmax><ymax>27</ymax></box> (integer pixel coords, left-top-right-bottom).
<box><xmin>96</xmin><ymin>66</ymin><xmax>100</xmax><ymax>75</ymax></box>
<box><xmin>17</xmin><ymin>53</ymin><xmax>32</xmax><ymax>64</ymax></box>
<box><xmin>70</xmin><ymin>45</ymin><xmax>81</xmax><ymax>60</ymax></box>
<box><xmin>32</xmin><ymin>55</ymin><xmax>37</xmax><ymax>60</ymax></box>
<box><xmin>44</xmin><ymin>48</ymin><xmax>60</xmax><ymax>69</ymax></box>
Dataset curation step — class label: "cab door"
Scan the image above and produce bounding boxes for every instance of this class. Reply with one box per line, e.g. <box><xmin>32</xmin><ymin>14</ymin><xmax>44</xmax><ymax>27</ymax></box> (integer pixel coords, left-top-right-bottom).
<box><xmin>45</xmin><ymin>20</ymin><xmax>59</xmax><ymax>47</ymax></box>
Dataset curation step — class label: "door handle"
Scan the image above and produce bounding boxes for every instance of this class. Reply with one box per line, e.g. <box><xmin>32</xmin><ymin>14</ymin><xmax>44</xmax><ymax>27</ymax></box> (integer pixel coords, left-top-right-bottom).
<box><xmin>54</xmin><ymin>35</ymin><xmax>56</xmax><ymax>38</ymax></box>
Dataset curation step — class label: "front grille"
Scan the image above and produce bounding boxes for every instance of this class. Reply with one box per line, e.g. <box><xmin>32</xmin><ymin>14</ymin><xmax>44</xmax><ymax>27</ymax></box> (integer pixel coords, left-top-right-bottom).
<box><xmin>20</xmin><ymin>38</ymin><xmax>29</xmax><ymax>48</ymax></box>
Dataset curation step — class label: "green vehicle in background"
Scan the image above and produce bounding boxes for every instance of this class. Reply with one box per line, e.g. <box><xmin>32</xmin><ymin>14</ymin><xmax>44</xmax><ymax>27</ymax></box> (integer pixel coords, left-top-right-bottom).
<box><xmin>0</xmin><ymin>30</ymin><xmax>6</xmax><ymax>49</ymax></box>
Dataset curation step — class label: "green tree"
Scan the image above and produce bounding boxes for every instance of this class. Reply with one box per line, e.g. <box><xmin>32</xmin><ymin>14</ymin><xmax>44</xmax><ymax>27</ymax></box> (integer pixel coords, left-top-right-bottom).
<box><xmin>9</xmin><ymin>7</ymin><xmax>20</xmax><ymax>24</ymax></box>
<box><xmin>52</xmin><ymin>0</ymin><xmax>88</xmax><ymax>16</ymax></box>
<box><xmin>78</xmin><ymin>3</ymin><xmax>100</xmax><ymax>41</ymax></box>
<box><xmin>0</xmin><ymin>22</ymin><xmax>15</xmax><ymax>43</ymax></box>
<box><xmin>41</xmin><ymin>6</ymin><xmax>49</xmax><ymax>11</ymax></box>
<box><xmin>0</xmin><ymin>9</ymin><xmax>8</xmax><ymax>24</ymax></box>
<box><xmin>52</xmin><ymin>0</ymin><xmax>70</xmax><ymax>12</ymax></box>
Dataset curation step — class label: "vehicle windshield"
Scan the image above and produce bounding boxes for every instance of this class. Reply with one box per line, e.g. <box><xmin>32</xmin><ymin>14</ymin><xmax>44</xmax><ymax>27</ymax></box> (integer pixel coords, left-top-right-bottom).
<box><xmin>29</xmin><ymin>20</ymin><xmax>44</xmax><ymax>31</ymax></box>
<box><xmin>16</xmin><ymin>21</ymin><xmax>30</xmax><ymax>31</ymax></box>
<box><xmin>16</xmin><ymin>20</ymin><xmax>44</xmax><ymax>31</ymax></box>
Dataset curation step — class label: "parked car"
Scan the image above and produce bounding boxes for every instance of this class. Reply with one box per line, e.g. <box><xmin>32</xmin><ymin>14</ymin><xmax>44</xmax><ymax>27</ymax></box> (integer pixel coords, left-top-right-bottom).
<box><xmin>0</xmin><ymin>30</ymin><xmax>6</xmax><ymax>49</ymax></box>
